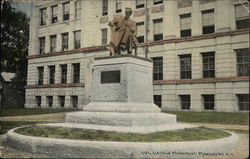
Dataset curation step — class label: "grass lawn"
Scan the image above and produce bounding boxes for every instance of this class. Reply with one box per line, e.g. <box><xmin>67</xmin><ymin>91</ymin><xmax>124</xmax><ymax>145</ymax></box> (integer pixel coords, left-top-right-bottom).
<box><xmin>163</xmin><ymin>111</ymin><xmax>249</xmax><ymax>125</ymax></box>
<box><xmin>15</xmin><ymin>126</ymin><xmax>231</xmax><ymax>142</ymax></box>
<box><xmin>0</xmin><ymin>108</ymin><xmax>79</xmax><ymax>117</ymax></box>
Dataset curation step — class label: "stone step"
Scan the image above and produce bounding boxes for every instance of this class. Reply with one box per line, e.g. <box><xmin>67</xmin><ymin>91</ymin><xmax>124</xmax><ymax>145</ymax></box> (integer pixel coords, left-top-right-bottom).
<box><xmin>83</xmin><ymin>102</ymin><xmax>161</xmax><ymax>113</ymax></box>
<box><xmin>65</xmin><ymin>112</ymin><xmax>176</xmax><ymax>126</ymax></box>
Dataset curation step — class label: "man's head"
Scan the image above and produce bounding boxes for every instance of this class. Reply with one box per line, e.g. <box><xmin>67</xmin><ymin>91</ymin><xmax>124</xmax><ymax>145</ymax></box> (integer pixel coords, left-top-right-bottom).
<box><xmin>125</xmin><ymin>8</ymin><xmax>132</xmax><ymax>18</ymax></box>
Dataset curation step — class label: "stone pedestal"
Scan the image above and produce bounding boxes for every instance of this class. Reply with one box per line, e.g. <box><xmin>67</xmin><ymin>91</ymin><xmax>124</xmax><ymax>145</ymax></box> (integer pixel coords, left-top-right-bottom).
<box><xmin>66</xmin><ymin>55</ymin><xmax>176</xmax><ymax>127</ymax></box>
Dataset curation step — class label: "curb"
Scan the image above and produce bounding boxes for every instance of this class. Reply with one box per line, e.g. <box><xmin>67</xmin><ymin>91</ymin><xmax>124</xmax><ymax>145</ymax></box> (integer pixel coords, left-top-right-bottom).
<box><xmin>7</xmin><ymin>127</ymin><xmax>239</xmax><ymax>158</ymax></box>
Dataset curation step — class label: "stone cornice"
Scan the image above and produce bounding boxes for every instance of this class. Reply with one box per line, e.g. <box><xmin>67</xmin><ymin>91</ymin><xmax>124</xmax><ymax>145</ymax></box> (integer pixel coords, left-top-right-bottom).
<box><xmin>27</xmin><ymin>29</ymin><xmax>249</xmax><ymax>59</ymax></box>
<box><xmin>25</xmin><ymin>83</ymin><xmax>85</xmax><ymax>89</ymax></box>
<box><xmin>153</xmin><ymin>76</ymin><xmax>249</xmax><ymax>85</ymax></box>
<box><xmin>95</xmin><ymin>54</ymin><xmax>152</xmax><ymax>62</ymax></box>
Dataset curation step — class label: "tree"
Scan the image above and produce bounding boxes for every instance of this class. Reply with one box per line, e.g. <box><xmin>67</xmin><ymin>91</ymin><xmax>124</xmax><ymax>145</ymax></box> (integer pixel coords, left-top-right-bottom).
<box><xmin>1</xmin><ymin>0</ymin><xmax>30</xmax><ymax>107</ymax></box>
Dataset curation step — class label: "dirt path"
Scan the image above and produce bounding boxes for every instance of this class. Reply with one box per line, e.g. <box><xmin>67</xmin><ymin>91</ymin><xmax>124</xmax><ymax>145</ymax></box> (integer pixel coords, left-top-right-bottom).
<box><xmin>0</xmin><ymin>112</ymin><xmax>66</xmax><ymax>122</ymax></box>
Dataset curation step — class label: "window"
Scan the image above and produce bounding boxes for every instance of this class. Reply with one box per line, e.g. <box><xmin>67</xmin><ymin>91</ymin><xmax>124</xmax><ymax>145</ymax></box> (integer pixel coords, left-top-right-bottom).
<box><xmin>152</xmin><ymin>57</ymin><xmax>163</xmax><ymax>80</ymax></box>
<box><xmin>180</xmin><ymin>95</ymin><xmax>190</xmax><ymax>110</ymax></box>
<box><xmin>203</xmin><ymin>95</ymin><xmax>214</xmax><ymax>110</ymax></box>
<box><xmin>154</xmin><ymin>95</ymin><xmax>162</xmax><ymax>108</ymax></box>
<box><xmin>136</xmin><ymin>0</ymin><xmax>144</xmax><ymax>9</ymax></box>
<box><xmin>59</xmin><ymin>96</ymin><xmax>65</xmax><ymax>107</ymax></box>
<box><xmin>136</xmin><ymin>22</ymin><xmax>144</xmax><ymax>43</ymax></box>
<box><xmin>202</xmin><ymin>52</ymin><xmax>215</xmax><ymax>78</ymax></box>
<box><xmin>101</xmin><ymin>28</ymin><xmax>108</xmax><ymax>44</ymax></box>
<box><xmin>63</xmin><ymin>2</ymin><xmax>70</xmax><ymax>21</ymax></box>
<box><xmin>61</xmin><ymin>64</ymin><xmax>67</xmax><ymax>84</ymax></box>
<box><xmin>37</xmin><ymin>67</ymin><xmax>44</xmax><ymax>85</ymax></box>
<box><xmin>74</xmin><ymin>30</ymin><xmax>81</xmax><ymax>49</ymax></box>
<box><xmin>237</xmin><ymin>94</ymin><xmax>249</xmax><ymax>110</ymax></box>
<box><xmin>62</xmin><ymin>33</ymin><xmax>69</xmax><ymax>51</ymax></box>
<box><xmin>36</xmin><ymin>96</ymin><xmax>41</xmax><ymax>107</ymax></box>
<box><xmin>50</xmin><ymin>35</ymin><xmax>57</xmax><ymax>52</ymax></box>
<box><xmin>71</xmin><ymin>96</ymin><xmax>78</xmax><ymax>108</ymax></box>
<box><xmin>47</xmin><ymin>96</ymin><xmax>53</xmax><ymax>107</ymax></box>
<box><xmin>51</xmin><ymin>5</ymin><xmax>58</xmax><ymax>24</ymax></box>
<box><xmin>39</xmin><ymin>37</ymin><xmax>45</xmax><ymax>54</ymax></box>
<box><xmin>180</xmin><ymin>54</ymin><xmax>192</xmax><ymax>79</ymax></box>
<box><xmin>153</xmin><ymin>0</ymin><xmax>163</xmax><ymax>5</ymax></box>
<box><xmin>75</xmin><ymin>0</ymin><xmax>82</xmax><ymax>19</ymax></box>
<box><xmin>102</xmin><ymin>0</ymin><xmax>108</xmax><ymax>16</ymax></box>
<box><xmin>72</xmin><ymin>63</ymin><xmax>80</xmax><ymax>83</ymax></box>
<box><xmin>180</xmin><ymin>13</ymin><xmax>191</xmax><ymax>37</ymax></box>
<box><xmin>153</xmin><ymin>18</ymin><xmax>163</xmax><ymax>41</ymax></box>
<box><xmin>40</xmin><ymin>8</ymin><xmax>46</xmax><ymax>26</ymax></box>
<box><xmin>235</xmin><ymin>3</ymin><xmax>250</xmax><ymax>30</ymax></box>
<box><xmin>236</xmin><ymin>48</ymin><xmax>249</xmax><ymax>76</ymax></box>
<box><xmin>116</xmin><ymin>0</ymin><xmax>122</xmax><ymax>13</ymax></box>
<box><xmin>49</xmin><ymin>65</ymin><xmax>55</xmax><ymax>84</ymax></box>
<box><xmin>202</xmin><ymin>9</ymin><xmax>215</xmax><ymax>34</ymax></box>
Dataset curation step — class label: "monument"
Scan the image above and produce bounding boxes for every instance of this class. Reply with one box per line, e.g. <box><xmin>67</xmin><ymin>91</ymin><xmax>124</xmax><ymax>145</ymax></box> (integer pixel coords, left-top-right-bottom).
<box><xmin>7</xmin><ymin>7</ymin><xmax>238</xmax><ymax>159</ymax></box>
<box><xmin>66</xmin><ymin>7</ymin><xmax>177</xmax><ymax>127</ymax></box>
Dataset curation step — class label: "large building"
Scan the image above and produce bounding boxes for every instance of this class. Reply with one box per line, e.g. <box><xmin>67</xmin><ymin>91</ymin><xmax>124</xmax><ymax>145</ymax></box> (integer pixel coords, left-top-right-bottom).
<box><xmin>25</xmin><ymin>0</ymin><xmax>249</xmax><ymax>112</ymax></box>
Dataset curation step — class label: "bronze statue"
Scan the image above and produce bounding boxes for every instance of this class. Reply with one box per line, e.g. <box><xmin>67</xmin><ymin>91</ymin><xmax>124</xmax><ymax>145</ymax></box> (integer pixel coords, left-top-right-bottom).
<box><xmin>107</xmin><ymin>8</ymin><xmax>139</xmax><ymax>56</ymax></box>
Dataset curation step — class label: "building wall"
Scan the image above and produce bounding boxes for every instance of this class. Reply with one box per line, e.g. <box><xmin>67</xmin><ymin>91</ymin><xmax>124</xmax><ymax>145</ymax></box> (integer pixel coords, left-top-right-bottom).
<box><xmin>25</xmin><ymin>0</ymin><xmax>249</xmax><ymax>111</ymax></box>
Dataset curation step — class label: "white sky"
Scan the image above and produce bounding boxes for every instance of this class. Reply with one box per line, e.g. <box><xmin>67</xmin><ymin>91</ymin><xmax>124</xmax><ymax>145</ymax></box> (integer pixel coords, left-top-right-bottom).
<box><xmin>11</xmin><ymin>1</ymin><xmax>32</xmax><ymax>17</ymax></box>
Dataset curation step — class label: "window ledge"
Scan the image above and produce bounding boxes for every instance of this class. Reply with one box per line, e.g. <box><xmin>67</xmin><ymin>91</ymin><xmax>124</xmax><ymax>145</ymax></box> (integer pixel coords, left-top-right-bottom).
<box><xmin>25</xmin><ymin>83</ymin><xmax>85</xmax><ymax>89</ymax></box>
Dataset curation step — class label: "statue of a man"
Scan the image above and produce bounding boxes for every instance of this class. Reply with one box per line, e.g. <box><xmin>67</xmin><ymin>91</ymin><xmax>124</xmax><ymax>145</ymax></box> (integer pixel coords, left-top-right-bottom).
<box><xmin>107</xmin><ymin>7</ymin><xmax>139</xmax><ymax>56</ymax></box>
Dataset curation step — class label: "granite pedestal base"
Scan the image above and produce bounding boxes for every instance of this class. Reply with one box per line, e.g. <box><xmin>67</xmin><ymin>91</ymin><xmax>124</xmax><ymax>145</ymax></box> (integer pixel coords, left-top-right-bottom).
<box><xmin>65</xmin><ymin>55</ymin><xmax>176</xmax><ymax>129</ymax></box>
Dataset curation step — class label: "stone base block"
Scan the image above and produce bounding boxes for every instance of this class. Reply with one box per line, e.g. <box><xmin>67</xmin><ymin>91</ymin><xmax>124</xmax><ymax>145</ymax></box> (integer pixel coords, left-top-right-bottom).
<box><xmin>65</xmin><ymin>112</ymin><xmax>176</xmax><ymax>126</ymax></box>
<box><xmin>83</xmin><ymin>102</ymin><xmax>161</xmax><ymax>112</ymax></box>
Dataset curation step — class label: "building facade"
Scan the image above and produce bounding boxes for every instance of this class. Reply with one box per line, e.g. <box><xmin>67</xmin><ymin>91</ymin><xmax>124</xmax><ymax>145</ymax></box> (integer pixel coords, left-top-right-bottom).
<box><xmin>25</xmin><ymin>0</ymin><xmax>249</xmax><ymax>112</ymax></box>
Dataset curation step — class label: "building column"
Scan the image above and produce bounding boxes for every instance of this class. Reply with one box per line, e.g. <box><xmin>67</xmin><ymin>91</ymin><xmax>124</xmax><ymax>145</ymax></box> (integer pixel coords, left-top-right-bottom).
<box><xmin>164</xmin><ymin>0</ymin><xmax>177</xmax><ymax>39</ymax></box>
<box><xmin>192</xmin><ymin>51</ymin><xmax>202</xmax><ymax>79</ymax></box>
<box><xmin>191</xmin><ymin>1</ymin><xmax>202</xmax><ymax>36</ymax></box>
<box><xmin>216</xmin><ymin>0</ymin><xmax>231</xmax><ymax>32</ymax></box>
<box><xmin>44</xmin><ymin>66</ymin><xmax>48</xmax><ymax>84</ymax></box>
<box><xmin>47</xmin><ymin>6</ymin><xmax>51</xmax><ymax>25</ymax></box>
<box><xmin>191</xmin><ymin>93</ymin><xmax>202</xmax><ymax>111</ymax></box>
<box><xmin>70</xmin><ymin>1</ymin><xmax>75</xmax><ymax>20</ymax></box>
<box><xmin>58</xmin><ymin>3</ymin><xmax>63</xmax><ymax>22</ymax></box>
<box><xmin>67</xmin><ymin>63</ymin><xmax>72</xmax><ymax>83</ymax></box>
<box><xmin>69</xmin><ymin>31</ymin><xmax>74</xmax><ymax>50</ymax></box>
<box><xmin>57</xmin><ymin>33</ymin><xmax>62</xmax><ymax>52</ymax></box>
<box><xmin>55</xmin><ymin>65</ymin><xmax>60</xmax><ymax>84</ymax></box>
<box><xmin>65</xmin><ymin>95</ymin><xmax>71</xmax><ymax>108</ymax></box>
<box><xmin>45</xmin><ymin>36</ymin><xmax>50</xmax><ymax>53</ymax></box>
<box><xmin>28</xmin><ymin>3</ymin><xmax>39</xmax><ymax>56</ymax></box>
<box><xmin>41</xmin><ymin>95</ymin><xmax>47</xmax><ymax>108</ymax></box>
